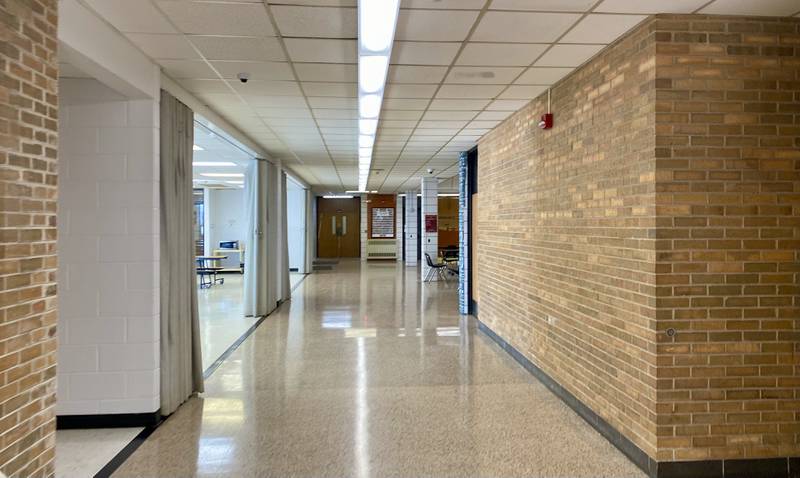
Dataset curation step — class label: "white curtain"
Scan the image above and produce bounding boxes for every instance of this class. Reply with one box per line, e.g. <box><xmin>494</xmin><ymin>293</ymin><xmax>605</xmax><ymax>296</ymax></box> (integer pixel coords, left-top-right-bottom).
<box><xmin>159</xmin><ymin>90</ymin><xmax>204</xmax><ymax>415</ymax></box>
<box><xmin>244</xmin><ymin>159</ymin><xmax>269</xmax><ymax>317</ymax></box>
<box><xmin>278</xmin><ymin>171</ymin><xmax>291</xmax><ymax>301</ymax></box>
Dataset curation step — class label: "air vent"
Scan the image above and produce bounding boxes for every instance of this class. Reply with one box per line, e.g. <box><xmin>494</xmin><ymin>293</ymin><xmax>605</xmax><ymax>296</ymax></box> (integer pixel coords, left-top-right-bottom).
<box><xmin>453</xmin><ymin>70</ymin><xmax>495</xmax><ymax>79</ymax></box>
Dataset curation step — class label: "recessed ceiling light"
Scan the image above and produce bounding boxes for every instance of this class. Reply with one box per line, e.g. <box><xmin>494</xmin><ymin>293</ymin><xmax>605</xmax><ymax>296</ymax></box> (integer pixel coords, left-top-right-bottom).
<box><xmin>200</xmin><ymin>173</ymin><xmax>244</xmax><ymax>178</ymax></box>
<box><xmin>360</xmin><ymin>0</ymin><xmax>399</xmax><ymax>53</ymax></box>
<box><xmin>359</xmin><ymin>56</ymin><xmax>388</xmax><ymax>94</ymax></box>
<box><xmin>359</xmin><ymin>94</ymin><xmax>381</xmax><ymax>118</ymax></box>
<box><xmin>226</xmin><ymin>180</ymin><xmax>244</xmax><ymax>185</ymax></box>
<box><xmin>193</xmin><ymin>145</ymin><xmax>204</xmax><ymax>151</ymax></box>
<box><xmin>193</xmin><ymin>161</ymin><xmax>236</xmax><ymax>167</ymax></box>
<box><xmin>323</xmin><ymin>195</ymin><xmax>354</xmax><ymax>199</ymax></box>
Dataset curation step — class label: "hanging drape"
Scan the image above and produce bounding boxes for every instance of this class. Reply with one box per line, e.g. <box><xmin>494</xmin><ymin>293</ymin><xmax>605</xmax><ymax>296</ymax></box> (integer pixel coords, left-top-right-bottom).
<box><xmin>265</xmin><ymin>161</ymin><xmax>279</xmax><ymax>309</ymax></box>
<box><xmin>159</xmin><ymin>89</ymin><xmax>204</xmax><ymax>415</ymax></box>
<box><xmin>278</xmin><ymin>171</ymin><xmax>291</xmax><ymax>301</ymax></box>
<box><xmin>244</xmin><ymin>159</ymin><xmax>269</xmax><ymax>317</ymax></box>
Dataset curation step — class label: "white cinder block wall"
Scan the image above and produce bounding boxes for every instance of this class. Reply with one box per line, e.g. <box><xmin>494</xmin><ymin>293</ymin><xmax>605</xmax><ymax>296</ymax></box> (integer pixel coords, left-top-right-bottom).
<box><xmin>420</xmin><ymin>178</ymin><xmax>438</xmax><ymax>280</ymax></box>
<box><xmin>57</xmin><ymin>78</ymin><xmax>160</xmax><ymax>415</ymax></box>
<box><xmin>404</xmin><ymin>191</ymin><xmax>418</xmax><ymax>267</ymax></box>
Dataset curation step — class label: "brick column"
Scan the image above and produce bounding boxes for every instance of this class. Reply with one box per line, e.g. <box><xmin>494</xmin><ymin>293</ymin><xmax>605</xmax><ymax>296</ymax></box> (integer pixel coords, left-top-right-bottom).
<box><xmin>0</xmin><ymin>1</ymin><xmax>59</xmax><ymax>476</ymax></box>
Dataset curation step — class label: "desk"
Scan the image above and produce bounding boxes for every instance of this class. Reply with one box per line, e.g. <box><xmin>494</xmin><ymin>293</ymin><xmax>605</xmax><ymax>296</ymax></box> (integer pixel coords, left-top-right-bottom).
<box><xmin>196</xmin><ymin>255</ymin><xmax>227</xmax><ymax>288</ymax></box>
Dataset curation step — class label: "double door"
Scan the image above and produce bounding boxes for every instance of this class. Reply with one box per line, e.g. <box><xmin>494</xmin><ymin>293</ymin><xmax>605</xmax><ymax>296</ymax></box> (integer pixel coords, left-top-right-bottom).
<box><xmin>317</xmin><ymin>198</ymin><xmax>360</xmax><ymax>258</ymax></box>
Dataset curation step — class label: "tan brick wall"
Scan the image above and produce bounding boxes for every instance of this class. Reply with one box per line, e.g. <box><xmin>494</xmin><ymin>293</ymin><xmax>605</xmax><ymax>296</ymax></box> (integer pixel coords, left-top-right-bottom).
<box><xmin>0</xmin><ymin>0</ymin><xmax>59</xmax><ymax>476</ymax></box>
<box><xmin>653</xmin><ymin>15</ymin><xmax>800</xmax><ymax>462</ymax></box>
<box><xmin>476</xmin><ymin>18</ymin><xmax>660</xmax><ymax>457</ymax></box>
<box><xmin>477</xmin><ymin>13</ymin><xmax>799</xmax><ymax>464</ymax></box>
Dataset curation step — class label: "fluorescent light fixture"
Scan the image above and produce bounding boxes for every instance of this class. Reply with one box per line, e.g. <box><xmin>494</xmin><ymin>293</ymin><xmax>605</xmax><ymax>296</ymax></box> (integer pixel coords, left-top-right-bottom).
<box><xmin>359</xmin><ymin>119</ymin><xmax>377</xmax><ymax>135</ymax></box>
<box><xmin>226</xmin><ymin>180</ymin><xmax>244</xmax><ymax>185</ymax></box>
<box><xmin>359</xmin><ymin>94</ymin><xmax>381</xmax><ymax>118</ymax></box>
<box><xmin>193</xmin><ymin>161</ymin><xmax>236</xmax><ymax>167</ymax></box>
<box><xmin>359</xmin><ymin>0</ymin><xmax>400</xmax><ymax>52</ymax></box>
<box><xmin>193</xmin><ymin>145</ymin><xmax>204</xmax><ymax>151</ymax></box>
<box><xmin>200</xmin><ymin>173</ymin><xmax>244</xmax><ymax>178</ymax></box>
<box><xmin>346</xmin><ymin>190</ymin><xmax>377</xmax><ymax>193</ymax></box>
<box><xmin>359</xmin><ymin>147</ymin><xmax>372</xmax><ymax>157</ymax></box>
<box><xmin>359</xmin><ymin>56</ymin><xmax>388</xmax><ymax>93</ymax></box>
<box><xmin>323</xmin><ymin>195</ymin><xmax>354</xmax><ymax>199</ymax></box>
<box><xmin>359</xmin><ymin>135</ymin><xmax>374</xmax><ymax>148</ymax></box>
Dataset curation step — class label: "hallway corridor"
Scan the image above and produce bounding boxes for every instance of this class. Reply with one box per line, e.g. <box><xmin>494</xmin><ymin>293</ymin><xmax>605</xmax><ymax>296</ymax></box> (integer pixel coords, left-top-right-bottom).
<box><xmin>112</xmin><ymin>261</ymin><xmax>644</xmax><ymax>478</ymax></box>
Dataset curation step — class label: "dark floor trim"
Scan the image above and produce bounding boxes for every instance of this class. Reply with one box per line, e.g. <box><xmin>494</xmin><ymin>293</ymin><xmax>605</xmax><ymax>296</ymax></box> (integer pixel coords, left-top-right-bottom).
<box><xmin>203</xmin><ymin>312</ymin><xmax>271</xmax><ymax>380</ymax></box>
<box><xmin>291</xmin><ymin>272</ymin><xmax>310</xmax><ymax>292</ymax></box>
<box><xmin>57</xmin><ymin>411</ymin><xmax>160</xmax><ymax>429</ymax></box>
<box><xmin>469</xmin><ymin>299</ymin><xmax>478</xmax><ymax>317</ymax></box>
<box><xmin>475</xmin><ymin>319</ymin><xmax>658</xmax><ymax>477</ymax></box>
<box><xmin>476</xmin><ymin>319</ymin><xmax>798</xmax><ymax>478</ymax></box>
<box><xmin>93</xmin><ymin>424</ymin><xmax>159</xmax><ymax>478</ymax></box>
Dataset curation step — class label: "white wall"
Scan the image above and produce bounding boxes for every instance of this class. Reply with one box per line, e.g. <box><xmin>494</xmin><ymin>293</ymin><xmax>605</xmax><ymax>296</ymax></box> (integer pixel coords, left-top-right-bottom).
<box><xmin>286</xmin><ymin>181</ymin><xmax>306</xmax><ymax>273</ymax></box>
<box><xmin>57</xmin><ymin>78</ymin><xmax>160</xmax><ymax>415</ymax></box>
<box><xmin>207</xmin><ymin>188</ymin><xmax>246</xmax><ymax>266</ymax></box>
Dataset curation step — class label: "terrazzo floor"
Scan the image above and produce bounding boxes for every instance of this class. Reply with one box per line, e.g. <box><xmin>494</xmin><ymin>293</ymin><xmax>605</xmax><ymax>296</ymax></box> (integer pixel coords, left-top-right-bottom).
<box><xmin>108</xmin><ymin>260</ymin><xmax>645</xmax><ymax>478</ymax></box>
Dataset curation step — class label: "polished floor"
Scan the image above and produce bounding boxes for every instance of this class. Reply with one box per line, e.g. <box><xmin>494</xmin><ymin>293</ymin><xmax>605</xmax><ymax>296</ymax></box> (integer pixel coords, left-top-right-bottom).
<box><xmin>113</xmin><ymin>260</ymin><xmax>644</xmax><ymax>477</ymax></box>
<box><xmin>55</xmin><ymin>427</ymin><xmax>142</xmax><ymax>477</ymax></box>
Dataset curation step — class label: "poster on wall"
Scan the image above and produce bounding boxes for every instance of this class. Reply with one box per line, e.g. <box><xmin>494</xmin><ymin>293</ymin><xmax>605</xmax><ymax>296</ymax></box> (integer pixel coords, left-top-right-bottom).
<box><xmin>425</xmin><ymin>214</ymin><xmax>438</xmax><ymax>233</ymax></box>
<box><xmin>371</xmin><ymin>207</ymin><xmax>394</xmax><ymax>238</ymax></box>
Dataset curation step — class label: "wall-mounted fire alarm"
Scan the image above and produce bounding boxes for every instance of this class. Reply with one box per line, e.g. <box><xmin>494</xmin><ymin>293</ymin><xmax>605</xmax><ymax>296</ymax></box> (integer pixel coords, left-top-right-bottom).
<box><xmin>538</xmin><ymin>113</ymin><xmax>553</xmax><ymax>129</ymax></box>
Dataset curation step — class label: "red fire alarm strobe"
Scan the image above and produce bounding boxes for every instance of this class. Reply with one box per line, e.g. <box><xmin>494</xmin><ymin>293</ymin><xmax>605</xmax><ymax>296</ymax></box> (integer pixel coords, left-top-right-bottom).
<box><xmin>538</xmin><ymin>113</ymin><xmax>553</xmax><ymax>130</ymax></box>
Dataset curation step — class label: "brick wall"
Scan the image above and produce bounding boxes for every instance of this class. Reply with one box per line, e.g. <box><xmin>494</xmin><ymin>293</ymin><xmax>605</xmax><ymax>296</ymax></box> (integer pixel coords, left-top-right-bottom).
<box><xmin>653</xmin><ymin>15</ymin><xmax>799</xmax><ymax>462</ymax></box>
<box><xmin>476</xmin><ymin>17</ymin><xmax>660</xmax><ymax>457</ymax></box>
<box><xmin>476</xmin><ymin>13</ymin><xmax>800</xmax><ymax>465</ymax></box>
<box><xmin>0</xmin><ymin>0</ymin><xmax>59</xmax><ymax>476</ymax></box>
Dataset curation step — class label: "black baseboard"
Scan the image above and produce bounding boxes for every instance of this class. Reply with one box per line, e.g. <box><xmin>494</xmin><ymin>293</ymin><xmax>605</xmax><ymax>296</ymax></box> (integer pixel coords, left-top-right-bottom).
<box><xmin>476</xmin><ymin>319</ymin><xmax>798</xmax><ymax>478</ymax></box>
<box><xmin>469</xmin><ymin>299</ymin><xmax>478</xmax><ymax>317</ymax></box>
<box><xmin>57</xmin><ymin>411</ymin><xmax>161</xmax><ymax>429</ymax></box>
<box><xmin>93</xmin><ymin>425</ymin><xmax>158</xmax><ymax>478</ymax></box>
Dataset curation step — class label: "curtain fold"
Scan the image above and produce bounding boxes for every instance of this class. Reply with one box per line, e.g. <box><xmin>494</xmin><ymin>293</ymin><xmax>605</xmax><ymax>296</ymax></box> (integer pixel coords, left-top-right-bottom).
<box><xmin>279</xmin><ymin>171</ymin><xmax>291</xmax><ymax>301</ymax></box>
<box><xmin>244</xmin><ymin>159</ymin><xmax>269</xmax><ymax>317</ymax></box>
<box><xmin>159</xmin><ymin>89</ymin><xmax>204</xmax><ymax>416</ymax></box>
<box><xmin>265</xmin><ymin>161</ymin><xmax>279</xmax><ymax>309</ymax></box>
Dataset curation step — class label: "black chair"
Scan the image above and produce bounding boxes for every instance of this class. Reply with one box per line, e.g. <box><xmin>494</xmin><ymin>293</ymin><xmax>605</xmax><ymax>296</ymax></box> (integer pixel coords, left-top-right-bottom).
<box><xmin>424</xmin><ymin>253</ymin><xmax>449</xmax><ymax>282</ymax></box>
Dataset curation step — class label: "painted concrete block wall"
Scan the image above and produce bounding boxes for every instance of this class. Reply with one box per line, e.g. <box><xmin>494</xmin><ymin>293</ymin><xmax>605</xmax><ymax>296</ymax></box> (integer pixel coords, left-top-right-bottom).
<box><xmin>286</xmin><ymin>181</ymin><xmax>306</xmax><ymax>272</ymax></box>
<box><xmin>404</xmin><ymin>191</ymin><xmax>418</xmax><ymax>266</ymax></box>
<box><xmin>207</xmin><ymin>187</ymin><xmax>246</xmax><ymax>265</ymax></box>
<box><xmin>360</xmin><ymin>195</ymin><xmax>367</xmax><ymax>260</ymax></box>
<box><xmin>395</xmin><ymin>194</ymin><xmax>403</xmax><ymax>261</ymax></box>
<box><xmin>57</xmin><ymin>78</ymin><xmax>160</xmax><ymax>416</ymax></box>
<box><xmin>420</xmin><ymin>178</ymin><xmax>438</xmax><ymax>280</ymax></box>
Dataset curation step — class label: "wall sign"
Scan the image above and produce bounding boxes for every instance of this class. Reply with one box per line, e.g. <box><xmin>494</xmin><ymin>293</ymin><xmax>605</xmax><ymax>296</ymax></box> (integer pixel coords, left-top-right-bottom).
<box><xmin>425</xmin><ymin>214</ymin><xmax>438</xmax><ymax>233</ymax></box>
<box><xmin>371</xmin><ymin>207</ymin><xmax>394</xmax><ymax>238</ymax></box>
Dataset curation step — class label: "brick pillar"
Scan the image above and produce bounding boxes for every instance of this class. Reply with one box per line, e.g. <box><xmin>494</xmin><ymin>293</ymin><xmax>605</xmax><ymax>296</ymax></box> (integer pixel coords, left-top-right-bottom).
<box><xmin>0</xmin><ymin>1</ymin><xmax>59</xmax><ymax>476</ymax></box>
<box><xmin>420</xmin><ymin>177</ymin><xmax>438</xmax><ymax>280</ymax></box>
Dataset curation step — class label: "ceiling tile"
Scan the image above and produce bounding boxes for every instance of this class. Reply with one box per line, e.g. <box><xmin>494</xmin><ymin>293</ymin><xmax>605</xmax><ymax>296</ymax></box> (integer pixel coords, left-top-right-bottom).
<box><xmin>418</xmin><ymin>120</ymin><xmax>469</xmax><ymax>129</ymax></box>
<box><xmin>700</xmin><ymin>0</ymin><xmax>800</xmax><ymax>15</ymax></box>
<box><xmin>157</xmin><ymin>1</ymin><xmax>275</xmax><ymax>36</ymax></box>
<box><xmin>595</xmin><ymin>0</ymin><xmax>709</xmax><ymax>13</ymax></box>
<box><xmin>401</xmin><ymin>0</ymin><xmax>487</xmax><ymax>8</ymax></box>
<box><xmin>270</xmin><ymin>5</ymin><xmax>357</xmax><ymax>38</ymax></box>
<box><xmin>256</xmin><ymin>108</ymin><xmax>312</xmax><ymax>119</ymax></box>
<box><xmin>312</xmin><ymin>109</ymin><xmax>357</xmax><ymax>119</ymax></box>
<box><xmin>382</xmin><ymin>110</ymin><xmax>424</xmax><ymax>120</ymax></box>
<box><xmin>211</xmin><ymin>61</ymin><xmax>295</xmax><ymax>81</ymax></box>
<box><xmin>395</xmin><ymin>9</ymin><xmax>479</xmax><ymax>41</ymax></box>
<box><xmin>391</xmin><ymin>42</ymin><xmax>461</xmax><ymax>65</ymax></box>
<box><xmin>445</xmin><ymin>66</ymin><xmax>524</xmax><ymax>84</ymax></box>
<box><xmin>499</xmin><ymin>85</ymin><xmax>547</xmax><ymax>99</ymax></box>
<box><xmin>515</xmin><ymin>67</ymin><xmax>574</xmax><ymax>85</ymax></box>
<box><xmin>385</xmin><ymin>84</ymin><xmax>438</xmax><ymax>98</ymax></box>
<box><xmin>243</xmin><ymin>96</ymin><xmax>308</xmax><ymax>107</ymax></box>
<box><xmin>230</xmin><ymin>80</ymin><xmax>303</xmax><ymax>96</ymax></box>
<box><xmin>178</xmin><ymin>79</ymin><xmax>231</xmax><ymax>94</ymax></box>
<box><xmin>284</xmin><ymin>38</ymin><xmax>357</xmax><ymax>63</ymax></box>
<box><xmin>189</xmin><ymin>36</ymin><xmax>285</xmax><ymax>61</ymax></box>
<box><xmin>560</xmin><ymin>14</ymin><xmax>647</xmax><ymax>43</ymax></box>
<box><xmin>534</xmin><ymin>44</ymin><xmax>604</xmax><ymax>67</ymax></box>
<box><xmin>489</xmin><ymin>0</ymin><xmax>596</xmax><ymax>11</ymax></box>
<box><xmin>472</xmin><ymin>12</ymin><xmax>581</xmax><ymax>42</ymax></box>
<box><xmin>428</xmin><ymin>99</ymin><xmax>490</xmax><ymax>110</ymax></box>
<box><xmin>468</xmin><ymin>120</ymin><xmax>502</xmax><ymax>129</ymax></box>
<box><xmin>436</xmin><ymin>84</ymin><xmax>505</xmax><ymax>99</ymax></box>
<box><xmin>295</xmin><ymin>63</ymin><xmax>357</xmax><ymax>82</ymax></box>
<box><xmin>126</xmin><ymin>33</ymin><xmax>199</xmax><ymax>59</ymax></box>
<box><xmin>85</xmin><ymin>0</ymin><xmax>176</xmax><ymax>33</ymax></box>
<box><xmin>302</xmin><ymin>82</ymin><xmax>357</xmax><ymax>97</ymax></box>
<box><xmin>388</xmin><ymin>66</ymin><xmax>448</xmax><ymax>84</ymax></box>
<box><xmin>456</xmin><ymin>43</ymin><xmax>549</xmax><ymax>67</ymax></box>
<box><xmin>383</xmin><ymin>98</ymin><xmax>430</xmax><ymax>110</ymax></box>
<box><xmin>158</xmin><ymin>59</ymin><xmax>217</xmax><ymax>79</ymax></box>
<box><xmin>486</xmin><ymin>99</ymin><xmax>529</xmax><ymax>111</ymax></box>
<box><xmin>382</xmin><ymin>120</ymin><xmax>419</xmax><ymax>128</ymax></box>
<box><xmin>474</xmin><ymin>111</ymin><xmax>514</xmax><ymax>121</ymax></box>
<box><xmin>422</xmin><ymin>110</ymin><xmax>478</xmax><ymax>120</ymax></box>
<box><xmin>307</xmin><ymin>97</ymin><xmax>357</xmax><ymax>108</ymax></box>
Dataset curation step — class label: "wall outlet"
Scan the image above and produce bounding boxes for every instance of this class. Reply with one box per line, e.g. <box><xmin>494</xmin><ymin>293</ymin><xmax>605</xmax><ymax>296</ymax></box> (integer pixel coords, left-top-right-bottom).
<box><xmin>546</xmin><ymin>315</ymin><xmax>555</xmax><ymax>325</ymax></box>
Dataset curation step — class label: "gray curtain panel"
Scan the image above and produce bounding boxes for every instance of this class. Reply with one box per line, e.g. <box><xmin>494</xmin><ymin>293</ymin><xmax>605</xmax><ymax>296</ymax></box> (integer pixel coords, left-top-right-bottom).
<box><xmin>279</xmin><ymin>171</ymin><xmax>290</xmax><ymax>301</ymax></box>
<box><xmin>159</xmin><ymin>89</ymin><xmax>204</xmax><ymax>416</ymax></box>
<box><xmin>265</xmin><ymin>161</ymin><xmax>279</xmax><ymax>310</ymax></box>
<box><xmin>244</xmin><ymin>159</ymin><xmax>269</xmax><ymax>317</ymax></box>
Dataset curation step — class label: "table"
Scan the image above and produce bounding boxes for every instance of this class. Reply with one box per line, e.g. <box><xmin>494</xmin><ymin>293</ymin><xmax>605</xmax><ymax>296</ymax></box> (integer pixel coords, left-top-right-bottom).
<box><xmin>196</xmin><ymin>255</ymin><xmax>227</xmax><ymax>288</ymax></box>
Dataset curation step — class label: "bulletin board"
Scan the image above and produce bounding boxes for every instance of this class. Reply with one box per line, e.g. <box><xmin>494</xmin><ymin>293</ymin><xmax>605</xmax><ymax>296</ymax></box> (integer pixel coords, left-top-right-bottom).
<box><xmin>371</xmin><ymin>207</ymin><xmax>394</xmax><ymax>238</ymax></box>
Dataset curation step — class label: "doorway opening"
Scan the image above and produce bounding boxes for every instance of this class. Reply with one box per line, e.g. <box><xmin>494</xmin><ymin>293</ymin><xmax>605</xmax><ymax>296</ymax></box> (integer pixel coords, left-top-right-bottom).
<box><xmin>317</xmin><ymin>197</ymin><xmax>361</xmax><ymax>259</ymax></box>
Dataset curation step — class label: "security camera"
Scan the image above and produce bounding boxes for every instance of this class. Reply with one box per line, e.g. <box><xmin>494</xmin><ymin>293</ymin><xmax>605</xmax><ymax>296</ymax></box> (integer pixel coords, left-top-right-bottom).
<box><xmin>427</xmin><ymin>168</ymin><xmax>434</xmax><ymax>174</ymax></box>
<box><xmin>237</xmin><ymin>72</ymin><xmax>250</xmax><ymax>83</ymax></box>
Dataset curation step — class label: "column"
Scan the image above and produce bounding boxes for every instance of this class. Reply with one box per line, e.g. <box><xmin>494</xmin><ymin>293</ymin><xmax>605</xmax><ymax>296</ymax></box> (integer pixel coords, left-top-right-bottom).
<box><xmin>404</xmin><ymin>191</ymin><xmax>417</xmax><ymax>267</ymax></box>
<box><xmin>420</xmin><ymin>177</ymin><xmax>438</xmax><ymax>280</ymax></box>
